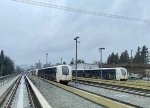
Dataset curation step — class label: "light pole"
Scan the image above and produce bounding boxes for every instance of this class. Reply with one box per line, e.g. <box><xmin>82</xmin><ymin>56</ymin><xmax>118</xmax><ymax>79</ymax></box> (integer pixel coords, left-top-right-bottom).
<box><xmin>61</xmin><ymin>58</ymin><xmax>62</xmax><ymax>65</ymax></box>
<box><xmin>46</xmin><ymin>53</ymin><xmax>48</xmax><ymax>67</ymax></box>
<box><xmin>131</xmin><ymin>50</ymin><xmax>133</xmax><ymax>74</ymax></box>
<box><xmin>99</xmin><ymin>48</ymin><xmax>105</xmax><ymax>79</ymax></box>
<box><xmin>74</xmin><ymin>36</ymin><xmax>79</xmax><ymax>83</ymax></box>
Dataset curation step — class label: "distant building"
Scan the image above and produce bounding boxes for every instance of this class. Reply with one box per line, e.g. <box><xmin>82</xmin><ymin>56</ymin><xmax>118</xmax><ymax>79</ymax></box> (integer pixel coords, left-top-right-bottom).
<box><xmin>70</xmin><ymin>63</ymin><xmax>98</xmax><ymax>69</ymax></box>
<box><xmin>103</xmin><ymin>64</ymin><xmax>150</xmax><ymax>75</ymax></box>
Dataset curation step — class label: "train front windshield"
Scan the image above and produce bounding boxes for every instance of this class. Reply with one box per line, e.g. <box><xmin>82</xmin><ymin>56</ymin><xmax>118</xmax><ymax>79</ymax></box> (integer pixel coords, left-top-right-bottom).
<box><xmin>121</xmin><ymin>69</ymin><xmax>126</xmax><ymax>75</ymax></box>
<box><xmin>62</xmin><ymin>66</ymin><xmax>69</xmax><ymax>75</ymax></box>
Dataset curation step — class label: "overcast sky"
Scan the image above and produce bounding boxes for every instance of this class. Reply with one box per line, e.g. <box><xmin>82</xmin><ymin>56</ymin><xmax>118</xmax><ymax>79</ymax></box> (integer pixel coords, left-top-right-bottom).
<box><xmin>0</xmin><ymin>0</ymin><xmax>150</xmax><ymax>66</ymax></box>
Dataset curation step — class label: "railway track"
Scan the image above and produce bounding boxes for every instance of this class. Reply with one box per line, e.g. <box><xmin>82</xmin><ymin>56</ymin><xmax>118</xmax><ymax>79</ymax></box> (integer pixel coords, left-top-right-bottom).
<box><xmin>76</xmin><ymin>77</ymin><xmax>150</xmax><ymax>89</ymax></box>
<box><xmin>35</xmin><ymin>76</ymin><xmax>141</xmax><ymax>108</ymax></box>
<box><xmin>72</xmin><ymin>78</ymin><xmax>150</xmax><ymax>97</ymax></box>
<box><xmin>0</xmin><ymin>75</ymin><xmax>51</xmax><ymax>108</ymax></box>
<box><xmin>3</xmin><ymin>75</ymin><xmax>22</xmax><ymax>108</ymax></box>
<box><xmin>68</xmin><ymin>84</ymin><xmax>142</xmax><ymax>108</ymax></box>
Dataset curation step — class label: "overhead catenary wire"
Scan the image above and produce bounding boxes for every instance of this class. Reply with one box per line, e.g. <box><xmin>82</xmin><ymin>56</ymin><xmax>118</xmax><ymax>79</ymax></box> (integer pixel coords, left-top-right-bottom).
<box><xmin>11</xmin><ymin>0</ymin><xmax>150</xmax><ymax>23</ymax></box>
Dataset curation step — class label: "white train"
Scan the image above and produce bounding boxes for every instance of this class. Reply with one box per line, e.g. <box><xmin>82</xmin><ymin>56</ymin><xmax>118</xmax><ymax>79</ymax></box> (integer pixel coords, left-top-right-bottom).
<box><xmin>30</xmin><ymin>69</ymin><xmax>38</xmax><ymax>76</ymax></box>
<box><xmin>72</xmin><ymin>67</ymin><xmax>128</xmax><ymax>81</ymax></box>
<box><xmin>31</xmin><ymin>65</ymin><xmax>72</xmax><ymax>84</ymax></box>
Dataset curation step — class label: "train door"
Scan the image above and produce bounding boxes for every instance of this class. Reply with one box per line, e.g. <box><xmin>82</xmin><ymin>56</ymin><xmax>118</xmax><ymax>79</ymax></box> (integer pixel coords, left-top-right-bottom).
<box><xmin>102</xmin><ymin>69</ymin><xmax>116</xmax><ymax>80</ymax></box>
<box><xmin>120</xmin><ymin>69</ymin><xmax>127</xmax><ymax>80</ymax></box>
<box><xmin>109</xmin><ymin>69</ymin><xmax>116</xmax><ymax>80</ymax></box>
<box><xmin>61</xmin><ymin>66</ymin><xmax>70</xmax><ymax>80</ymax></box>
<box><xmin>51</xmin><ymin>68</ymin><xmax>57</xmax><ymax>81</ymax></box>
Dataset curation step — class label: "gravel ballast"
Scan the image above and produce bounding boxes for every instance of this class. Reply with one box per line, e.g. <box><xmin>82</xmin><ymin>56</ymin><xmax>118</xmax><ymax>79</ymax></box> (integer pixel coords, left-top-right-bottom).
<box><xmin>30</xmin><ymin>77</ymin><xmax>104</xmax><ymax>108</ymax></box>
<box><xmin>69</xmin><ymin>82</ymin><xmax>150</xmax><ymax>108</ymax></box>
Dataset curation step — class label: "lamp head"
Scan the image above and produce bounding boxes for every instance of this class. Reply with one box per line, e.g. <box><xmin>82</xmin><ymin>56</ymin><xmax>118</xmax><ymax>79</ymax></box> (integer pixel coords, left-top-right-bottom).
<box><xmin>74</xmin><ymin>36</ymin><xmax>79</xmax><ymax>40</ymax></box>
<box><xmin>99</xmin><ymin>48</ymin><xmax>105</xmax><ymax>50</ymax></box>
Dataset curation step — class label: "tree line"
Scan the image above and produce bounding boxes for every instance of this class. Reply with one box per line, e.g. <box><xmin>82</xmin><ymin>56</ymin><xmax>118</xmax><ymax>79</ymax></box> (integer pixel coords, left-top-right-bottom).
<box><xmin>107</xmin><ymin>45</ymin><xmax>149</xmax><ymax>64</ymax></box>
<box><xmin>0</xmin><ymin>50</ymin><xmax>15</xmax><ymax>76</ymax></box>
<box><xmin>34</xmin><ymin>60</ymin><xmax>67</xmax><ymax>69</ymax></box>
<box><xmin>70</xmin><ymin>58</ymin><xmax>85</xmax><ymax>65</ymax></box>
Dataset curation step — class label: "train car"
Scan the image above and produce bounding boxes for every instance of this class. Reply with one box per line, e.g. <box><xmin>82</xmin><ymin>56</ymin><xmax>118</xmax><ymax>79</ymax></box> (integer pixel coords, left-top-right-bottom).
<box><xmin>29</xmin><ymin>69</ymin><xmax>38</xmax><ymax>76</ymax></box>
<box><xmin>72</xmin><ymin>67</ymin><xmax>128</xmax><ymax>81</ymax></box>
<box><xmin>37</xmin><ymin>65</ymin><xmax>72</xmax><ymax>84</ymax></box>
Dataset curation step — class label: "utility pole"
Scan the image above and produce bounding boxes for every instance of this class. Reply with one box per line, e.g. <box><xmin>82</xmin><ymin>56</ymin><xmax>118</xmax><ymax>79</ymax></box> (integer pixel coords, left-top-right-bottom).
<box><xmin>39</xmin><ymin>60</ymin><xmax>41</xmax><ymax>69</ymax></box>
<box><xmin>61</xmin><ymin>58</ymin><xmax>62</xmax><ymax>65</ymax></box>
<box><xmin>46</xmin><ymin>53</ymin><xmax>48</xmax><ymax>67</ymax></box>
<box><xmin>74</xmin><ymin>36</ymin><xmax>79</xmax><ymax>83</ymax></box>
<box><xmin>99</xmin><ymin>48</ymin><xmax>105</xmax><ymax>79</ymax></box>
<box><xmin>131</xmin><ymin>50</ymin><xmax>133</xmax><ymax>74</ymax></box>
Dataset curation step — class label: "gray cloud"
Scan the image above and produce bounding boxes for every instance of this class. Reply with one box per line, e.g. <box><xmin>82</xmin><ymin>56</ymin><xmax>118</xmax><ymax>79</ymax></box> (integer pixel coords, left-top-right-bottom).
<box><xmin>0</xmin><ymin>0</ymin><xmax>150</xmax><ymax>65</ymax></box>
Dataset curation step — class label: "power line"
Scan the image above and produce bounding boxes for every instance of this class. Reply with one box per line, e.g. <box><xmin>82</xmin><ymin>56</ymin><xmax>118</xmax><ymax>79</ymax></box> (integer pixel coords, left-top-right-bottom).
<box><xmin>11</xmin><ymin>0</ymin><xmax>150</xmax><ymax>23</ymax></box>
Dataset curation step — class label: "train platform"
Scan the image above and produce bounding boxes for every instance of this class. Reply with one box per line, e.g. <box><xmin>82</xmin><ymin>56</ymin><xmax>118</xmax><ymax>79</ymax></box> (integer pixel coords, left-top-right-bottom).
<box><xmin>0</xmin><ymin>75</ymin><xmax>20</xmax><ymax>104</ymax></box>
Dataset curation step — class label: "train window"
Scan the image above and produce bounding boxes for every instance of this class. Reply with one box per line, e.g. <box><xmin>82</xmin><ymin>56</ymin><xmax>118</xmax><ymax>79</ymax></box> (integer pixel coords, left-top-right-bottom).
<box><xmin>121</xmin><ymin>69</ymin><xmax>126</xmax><ymax>75</ymax></box>
<box><xmin>62</xmin><ymin>66</ymin><xmax>69</xmax><ymax>75</ymax></box>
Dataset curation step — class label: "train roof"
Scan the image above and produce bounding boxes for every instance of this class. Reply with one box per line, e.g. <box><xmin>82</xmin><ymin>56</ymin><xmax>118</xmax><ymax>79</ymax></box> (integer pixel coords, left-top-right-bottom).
<box><xmin>28</xmin><ymin>69</ymin><xmax>38</xmax><ymax>72</ymax></box>
<box><xmin>38</xmin><ymin>65</ymin><xmax>71</xmax><ymax>70</ymax></box>
<box><xmin>72</xmin><ymin>67</ymin><xmax>126</xmax><ymax>70</ymax></box>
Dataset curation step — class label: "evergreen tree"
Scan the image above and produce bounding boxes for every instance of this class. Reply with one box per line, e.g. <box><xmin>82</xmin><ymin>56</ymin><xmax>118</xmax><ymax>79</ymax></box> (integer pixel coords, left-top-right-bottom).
<box><xmin>63</xmin><ymin>61</ymin><xmax>66</xmax><ymax>65</ymax></box>
<box><xmin>106</xmin><ymin>45</ymin><xmax>149</xmax><ymax>65</ymax></box>
<box><xmin>133</xmin><ymin>47</ymin><xmax>142</xmax><ymax>64</ymax></box>
<box><xmin>107</xmin><ymin>52</ymin><xmax>119</xmax><ymax>64</ymax></box>
<box><xmin>70</xmin><ymin>58</ymin><xmax>74</xmax><ymax>65</ymax></box>
<box><xmin>133</xmin><ymin>45</ymin><xmax>149</xmax><ymax>64</ymax></box>
<box><xmin>119</xmin><ymin>50</ymin><xmax>130</xmax><ymax>64</ymax></box>
<box><xmin>1</xmin><ymin>50</ymin><xmax>4</xmax><ymax>57</ymax></box>
<box><xmin>107</xmin><ymin>55</ymin><xmax>111</xmax><ymax>64</ymax></box>
<box><xmin>77</xmin><ymin>59</ymin><xmax>82</xmax><ymax>64</ymax></box>
<box><xmin>0</xmin><ymin>50</ymin><xmax>14</xmax><ymax>76</ymax></box>
<box><xmin>0</xmin><ymin>50</ymin><xmax>4</xmax><ymax>75</ymax></box>
<box><xmin>77</xmin><ymin>59</ymin><xmax>85</xmax><ymax>64</ymax></box>
<box><xmin>81</xmin><ymin>60</ymin><xmax>85</xmax><ymax>63</ymax></box>
<box><xmin>114</xmin><ymin>53</ymin><xmax>119</xmax><ymax>64</ymax></box>
<box><xmin>35</xmin><ymin>60</ymin><xmax>42</xmax><ymax>69</ymax></box>
<box><xmin>141</xmin><ymin>45</ymin><xmax>149</xmax><ymax>64</ymax></box>
<box><xmin>111</xmin><ymin>52</ymin><xmax>115</xmax><ymax>64</ymax></box>
<box><xmin>5</xmin><ymin>57</ymin><xmax>14</xmax><ymax>74</ymax></box>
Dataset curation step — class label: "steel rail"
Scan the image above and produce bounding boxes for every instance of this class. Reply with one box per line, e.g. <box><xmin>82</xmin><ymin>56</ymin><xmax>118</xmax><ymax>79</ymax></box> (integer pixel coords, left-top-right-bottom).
<box><xmin>35</xmin><ymin>76</ymin><xmax>140</xmax><ymax>108</ymax></box>
<box><xmin>25</xmin><ymin>76</ymin><xmax>52</xmax><ymax>108</ymax></box>
<box><xmin>4</xmin><ymin>75</ymin><xmax>22</xmax><ymax>108</ymax></box>
<box><xmin>75</xmin><ymin>77</ymin><xmax>150</xmax><ymax>90</ymax></box>
<box><xmin>73</xmin><ymin>79</ymin><xmax>150</xmax><ymax>97</ymax></box>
